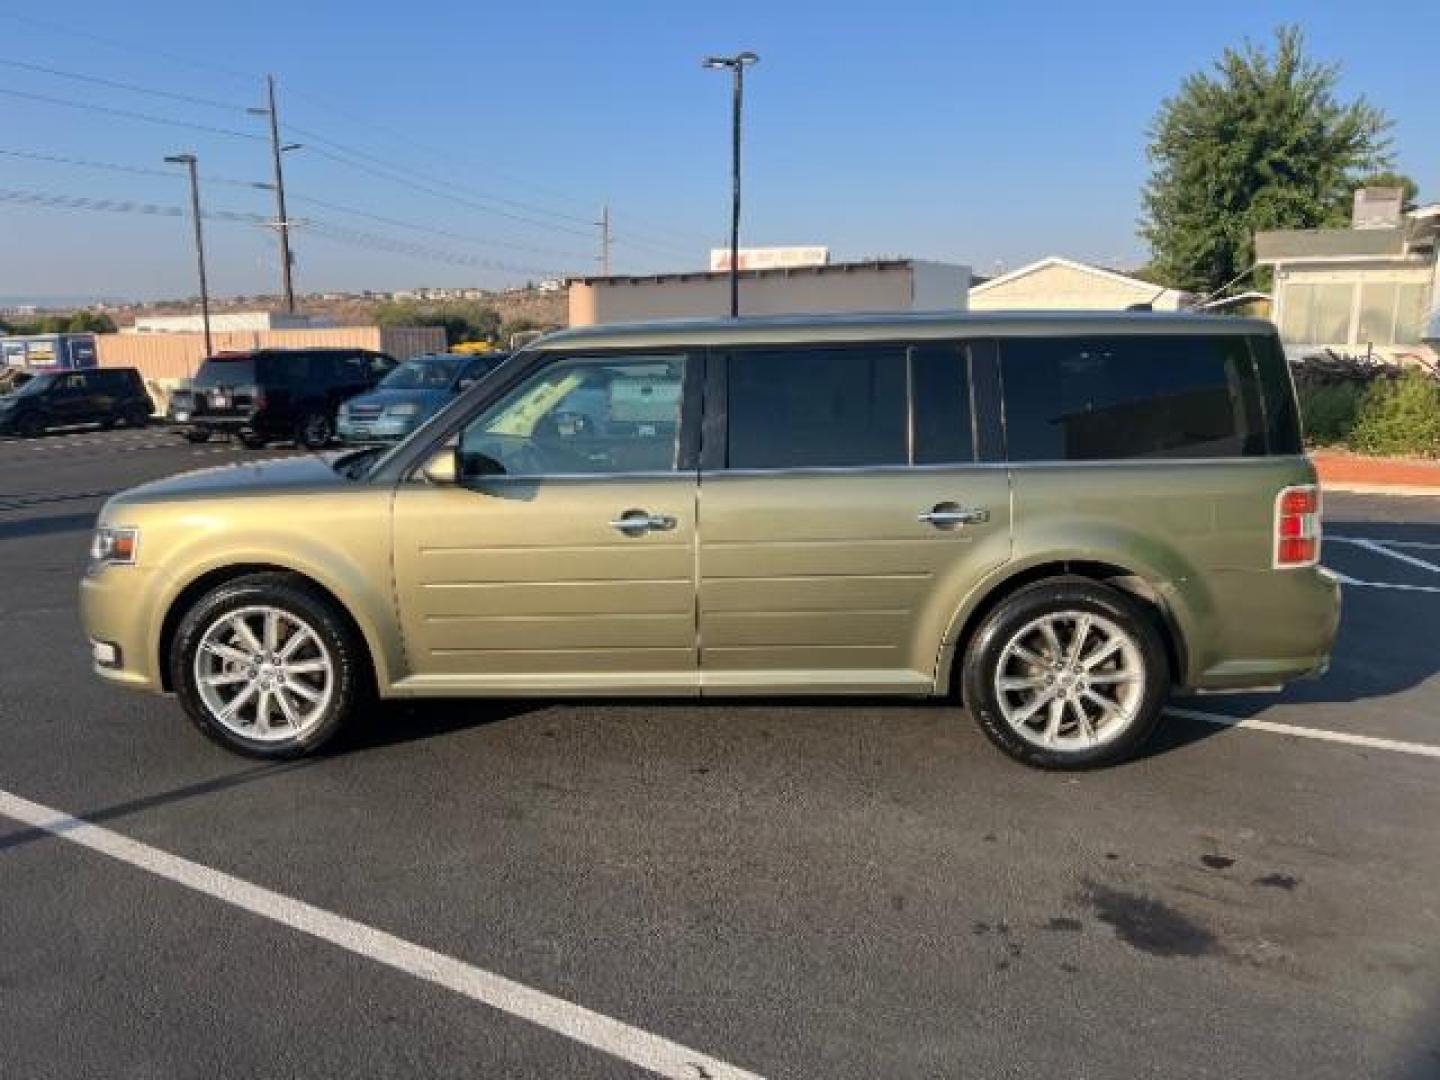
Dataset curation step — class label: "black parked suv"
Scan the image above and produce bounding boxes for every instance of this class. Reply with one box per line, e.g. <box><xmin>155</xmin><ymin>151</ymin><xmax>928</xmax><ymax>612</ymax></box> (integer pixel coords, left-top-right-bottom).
<box><xmin>0</xmin><ymin>367</ymin><xmax>153</xmax><ymax>437</ymax></box>
<box><xmin>169</xmin><ymin>348</ymin><xmax>396</xmax><ymax>449</ymax></box>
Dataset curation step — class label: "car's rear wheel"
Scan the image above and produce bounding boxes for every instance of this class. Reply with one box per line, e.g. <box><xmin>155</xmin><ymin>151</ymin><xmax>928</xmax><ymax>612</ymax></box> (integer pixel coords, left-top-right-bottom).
<box><xmin>183</xmin><ymin>430</ymin><xmax>212</xmax><ymax>444</ymax></box>
<box><xmin>240</xmin><ymin>433</ymin><xmax>268</xmax><ymax>450</ymax></box>
<box><xmin>962</xmin><ymin>578</ymin><xmax>1169</xmax><ymax>770</ymax></box>
<box><xmin>296</xmin><ymin>411</ymin><xmax>333</xmax><ymax>450</ymax></box>
<box><xmin>122</xmin><ymin>405</ymin><xmax>150</xmax><ymax>428</ymax></box>
<box><xmin>15</xmin><ymin>413</ymin><xmax>45</xmax><ymax>438</ymax></box>
<box><xmin>171</xmin><ymin>573</ymin><xmax>369</xmax><ymax>758</ymax></box>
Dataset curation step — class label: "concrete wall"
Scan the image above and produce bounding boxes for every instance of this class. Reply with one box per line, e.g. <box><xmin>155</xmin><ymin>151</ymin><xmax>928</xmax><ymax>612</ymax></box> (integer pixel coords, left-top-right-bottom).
<box><xmin>96</xmin><ymin>326</ymin><xmax>446</xmax><ymax>382</ymax></box>
<box><xmin>569</xmin><ymin>263</ymin><xmax>971</xmax><ymax>326</ymax></box>
<box><xmin>970</xmin><ymin>262</ymin><xmax>1184</xmax><ymax>311</ymax></box>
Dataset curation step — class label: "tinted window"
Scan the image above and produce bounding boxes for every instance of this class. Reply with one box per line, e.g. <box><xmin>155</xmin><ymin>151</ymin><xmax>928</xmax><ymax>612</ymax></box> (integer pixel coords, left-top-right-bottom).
<box><xmin>195</xmin><ymin>357</ymin><xmax>256</xmax><ymax>388</ymax></box>
<box><xmin>1002</xmin><ymin>335</ymin><xmax>1265</xmax><ymax>461</ymax></box>
<box><xmin>258</xmin><ymin>354</ymin><xmax>316</xmax><ymax>387</ymax></box>
<box><xmin>1247</xmin><ymin>334</ymin><xmax>1303</xmax><ymax>455</ymax></box>
<box><xmin>727</xmin><ymin>346</ymin><xmax>907</xmax><ymax>468</ymax></box>
<box><xmin>911</xmin><ymin>343</ymin><xmax>974</xmax><ymax>464</ymax></box>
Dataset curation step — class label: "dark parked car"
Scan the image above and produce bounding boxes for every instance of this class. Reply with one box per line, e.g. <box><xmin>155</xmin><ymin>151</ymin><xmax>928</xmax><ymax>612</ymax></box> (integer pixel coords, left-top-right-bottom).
<box><xmin>337</xmin><ymin>352</ymin><xmax>508</xmax><ymax>444</ymax></box>
<box><xmin>169</xmin><ymin>348</ymin><xmax>396</xmax><ymax>449</ymax></box>
<box><xmin>0</xmin><ymin>367</ymin><xmax>153</xmax><ymax>437</ymax></box>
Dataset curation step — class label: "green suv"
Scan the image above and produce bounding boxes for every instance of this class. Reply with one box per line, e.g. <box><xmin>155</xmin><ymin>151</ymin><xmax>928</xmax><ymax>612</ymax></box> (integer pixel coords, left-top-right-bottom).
<box><xmin>81</xmin><ymin>312</ymin><xmax>1339</xmax><ymax>768</ymax></box>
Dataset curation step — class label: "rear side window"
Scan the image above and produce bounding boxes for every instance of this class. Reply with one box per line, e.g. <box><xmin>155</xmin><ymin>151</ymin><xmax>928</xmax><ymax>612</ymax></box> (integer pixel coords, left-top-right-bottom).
<box><xmin>910</xmin><ymin>342</ymin><xmax>974</xmax><ymax>465</ymax></box>
<box><xmin>1001</xmin><ymin>335</ymin><xmax>1265</xmax><ymax>461</ymax></box>
<box><xmin>726</xmin><ymin>346</ymin><xmax>907</xmax><ymax>468</ymax></box>
<box><xmin>1247</xmin><ymin>333</ymin><xmax>1303</xmax><ymax>455</ymax></box>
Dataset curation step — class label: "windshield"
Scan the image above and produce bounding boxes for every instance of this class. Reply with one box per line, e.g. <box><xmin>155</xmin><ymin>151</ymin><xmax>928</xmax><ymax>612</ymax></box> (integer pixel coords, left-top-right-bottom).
<box><xmin>11</xmin><ymin>372</ymin><xmax>58</xmax><ymax>396</ymax></box>
<box><xmin>380</xmin><ymin>356</ymin><xmax>462</xmax><ymax>391</ymax></box>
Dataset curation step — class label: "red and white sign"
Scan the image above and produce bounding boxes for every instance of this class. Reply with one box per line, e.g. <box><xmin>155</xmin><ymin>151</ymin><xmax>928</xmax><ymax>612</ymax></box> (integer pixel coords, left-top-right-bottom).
<box><xmin>709</xmin><ymin>246</ymin><xmax>829</xmax><ymax>272</ymax></box>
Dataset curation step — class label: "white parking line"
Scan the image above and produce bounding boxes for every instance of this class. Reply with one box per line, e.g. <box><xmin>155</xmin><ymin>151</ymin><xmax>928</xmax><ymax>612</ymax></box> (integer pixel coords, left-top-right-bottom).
<box><xmin>1325</xmin><ymin>569</ymin><xmax>1440</xmax><ymax>594</ymax></box>
<box><xmin>1167</xmin><ymin>707</ymin><xmax>1440</xmax><ymax>759</ymax></box>
<box><xmin>1330</xmin><ymin>536</ymin><xmax>1440</xmax><ymax>576</ymax></box>
<box><xmin>0</xmin><ymin>788</ymin><xmax>766</xmax><ymax>1080</ymax></box>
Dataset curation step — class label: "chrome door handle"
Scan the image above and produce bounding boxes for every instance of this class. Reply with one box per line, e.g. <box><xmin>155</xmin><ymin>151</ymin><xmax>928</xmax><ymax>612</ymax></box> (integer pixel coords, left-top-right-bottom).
<box><xmin>609</xmin><ymin>509</ymin><xmax>677</xmax><ymax>535</ymax></box>
<box><xmin>918</xmin><ymin>504</ymin><xmax>990</xmax><ymax>528</ymax></box>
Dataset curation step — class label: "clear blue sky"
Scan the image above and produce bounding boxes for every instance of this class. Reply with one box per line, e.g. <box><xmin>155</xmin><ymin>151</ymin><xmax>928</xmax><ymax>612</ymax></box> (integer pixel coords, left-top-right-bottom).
<box><xmin>2</xmin><ymin>0</ymin><xmax>1436</xmax><ymax>303</ymax></box>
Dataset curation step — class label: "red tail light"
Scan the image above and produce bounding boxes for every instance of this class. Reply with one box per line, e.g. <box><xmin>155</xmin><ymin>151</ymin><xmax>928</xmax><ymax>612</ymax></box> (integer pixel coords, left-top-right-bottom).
<box><xmin>1274</xmin><ymin>485</ymin><xmax>1321</xmax><ymax>568</ymax></box>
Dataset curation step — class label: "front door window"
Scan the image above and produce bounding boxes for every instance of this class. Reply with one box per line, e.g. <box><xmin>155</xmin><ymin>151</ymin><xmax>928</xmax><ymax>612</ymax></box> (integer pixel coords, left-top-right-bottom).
<box><xmin>458</xmin><ymin>354</ymin><xmax>687</xmax><ymax>478</ymax></box>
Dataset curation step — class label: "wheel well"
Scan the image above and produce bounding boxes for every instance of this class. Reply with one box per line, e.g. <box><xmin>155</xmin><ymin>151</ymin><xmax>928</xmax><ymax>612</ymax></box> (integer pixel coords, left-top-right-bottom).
<box><xmin>947</xmin><ymin>560</ymin><xmax>1185</xmax><ymax>695</ymax></box>
<box><xmin>157</xmin><ymin>564</ymin><xmax>375</xmax><ymax>691</ymax></box>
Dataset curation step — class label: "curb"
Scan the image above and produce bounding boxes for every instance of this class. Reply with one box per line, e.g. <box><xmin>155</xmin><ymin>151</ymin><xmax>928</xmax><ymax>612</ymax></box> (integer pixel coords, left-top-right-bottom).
<box><xmin>1322</xmin><ymin>482</ymin><xmax>1440</xmax><ymax>498</ymax></box>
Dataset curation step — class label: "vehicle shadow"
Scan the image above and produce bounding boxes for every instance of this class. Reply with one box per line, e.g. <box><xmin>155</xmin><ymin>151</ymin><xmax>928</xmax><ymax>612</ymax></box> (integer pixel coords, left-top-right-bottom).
<box><xmin>340</xmin><ymin>697</ymin><xmax>538</xmax><ymax>753</ymax></box>
<box><xmin>0</xmin><ymin>511</ymin><xmax>98</xmax><ymax>541</ymax></box>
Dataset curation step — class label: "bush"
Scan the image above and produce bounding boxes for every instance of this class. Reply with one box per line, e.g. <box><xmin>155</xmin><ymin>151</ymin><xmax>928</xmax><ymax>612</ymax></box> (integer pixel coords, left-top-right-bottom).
<box><xmin>1296</xmin><ymin>381</ymin><xmax>1364</xmax><ymax>446</ymax></box>
<box><xmin>1349</xmin><ymin>370</ymin><xmax>1440</xmax><ymax>458</ymax></box>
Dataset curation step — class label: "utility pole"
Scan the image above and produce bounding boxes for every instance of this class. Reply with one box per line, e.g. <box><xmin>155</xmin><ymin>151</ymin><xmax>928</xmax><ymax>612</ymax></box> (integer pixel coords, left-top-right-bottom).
<box><xmin>164</xmin><ymin>153</ymin><xmax>213</xmax><ymax>360</ymax></box>
<box><xmin>702</xmin><ymin>51</ymin><xmax>758</xmax><ymax>318</ymax></box>
<box><xmin>249</xmin><ymin>75</ymin><xmax>301</xmax><ymax>312</ymax></box>
<box><xmin>597</xmin><ymin>203</ymin><xmax>612</xmax><ymax>275</ymax></box>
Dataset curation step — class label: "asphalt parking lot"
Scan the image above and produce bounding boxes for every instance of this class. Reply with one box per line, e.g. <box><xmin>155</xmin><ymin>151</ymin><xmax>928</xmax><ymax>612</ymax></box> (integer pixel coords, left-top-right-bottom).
<box><xmin>2</xmin><ymin>427</ymin><xmax>1438</xmax><ymax>1080</ymax></box>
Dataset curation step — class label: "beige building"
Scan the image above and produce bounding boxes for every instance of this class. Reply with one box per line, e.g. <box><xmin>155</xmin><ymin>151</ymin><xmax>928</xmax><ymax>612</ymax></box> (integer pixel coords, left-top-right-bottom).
<box><xmin>568</xmin><ymin>259</ymin><xmax>970</xmax><ymax>326</ymax></box>
<box><xmin>97</xmin><ymin>325</ymin><xmax>446</xmax><ymax>384</ymax></box>
<box><xmin>968</xmin><ymin>256</ymin><xmax>1189</xmax><ymax>311</ymax></box>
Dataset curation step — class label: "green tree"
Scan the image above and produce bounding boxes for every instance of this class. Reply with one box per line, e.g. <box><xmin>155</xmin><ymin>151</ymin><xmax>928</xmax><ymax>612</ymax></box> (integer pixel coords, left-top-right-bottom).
<box><xmin>374</xmin><ymin>300</ymin><xmax>501</xmax><ymax>346</ymax></box>
<box><xmin>1141</xmin><ymin>26</ymin><xmax>1392</xmax><ymax>293</ymax></box>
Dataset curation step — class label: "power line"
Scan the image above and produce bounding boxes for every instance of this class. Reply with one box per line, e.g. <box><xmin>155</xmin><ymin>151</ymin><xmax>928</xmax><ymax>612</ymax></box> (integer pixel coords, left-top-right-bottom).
<box><xmin>0</xmin><ymin>56</ymin><xmax>249</xmax><ymax>112</ymax></box>
<box><xmin>0</xmin><ymin>11</ymin><xmax>257</xmax><ymax>85</ymax></box>
<box><xmin>0</xmin><ymin>88</ymin><xmax>265</xmax><ymax>141</ymax></box>
<box><xmin>0</xmin><ymin>147</ymin><xmax>268</xmax><ymax>190</ymax></box>
<box><xmin>286</xmin><ymin>191</ymin><xmax>591</xmax><ymax>261</ymax></box>
<box><xmin>0</xmin><ymin>17</ymin><xmax>710</xmax><ymax>258</ymax></box>
<box><xmin>0</xmin><ymin>187</ymin><xmax>564</xmax><ymax>277</ymax></box>
<box><xmin>298</xmin><ymin>141</ymin><xmax>597</xmax><ymax>240</ymax></box>
<box><xmin>0</xmin><ymin>145</ymin><xmax>587</xmax><ymax>261</ymax></box>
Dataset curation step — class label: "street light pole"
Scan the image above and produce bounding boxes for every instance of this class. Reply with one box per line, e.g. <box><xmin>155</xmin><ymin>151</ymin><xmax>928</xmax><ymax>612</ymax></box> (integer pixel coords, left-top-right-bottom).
<box><xmin>703</xmin><ymin>51</ymin><xmax>758</xmax><ymax>318</ymax></box>
<box><xmin>164</xmin><ymin>153</ymin><xmax>212</xmax><ymax>360</ymax></box>
<box><xmin>249</xmin><ymin>75</ymin><xmax>301</xmax><ymax>313</ymax></box>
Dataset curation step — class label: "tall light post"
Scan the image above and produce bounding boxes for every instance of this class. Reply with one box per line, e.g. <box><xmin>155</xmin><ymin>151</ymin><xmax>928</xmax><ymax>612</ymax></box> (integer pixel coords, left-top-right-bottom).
<box><xmin>164</xmin><ymin>153</ymin><xmax>213</xmax><ymax>359</ymax></box>
<box><xmin>248</xmin><ymin>75</ymin><xmax>302</xmax><ymax>312</ymax></box>
<box><xmin>702</xmin><ymin>50</ymin><xmax>758</xmax><ymax>318</ymax></box>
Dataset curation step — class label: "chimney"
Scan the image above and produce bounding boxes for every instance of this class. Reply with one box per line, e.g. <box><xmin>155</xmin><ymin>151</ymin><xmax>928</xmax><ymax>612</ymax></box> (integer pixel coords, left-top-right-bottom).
<box><xmin>1353</xmin><ymin>187</ymin><xmax>1404</xmax><ymax>230</ymax></box>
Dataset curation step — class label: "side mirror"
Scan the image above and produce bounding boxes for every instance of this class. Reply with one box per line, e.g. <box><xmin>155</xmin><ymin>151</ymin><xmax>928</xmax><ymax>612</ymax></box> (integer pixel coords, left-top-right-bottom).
<box><xmin>421</xmin><ymin>447</ymin><xmax>458</xmax><ymax>485</ymax></box>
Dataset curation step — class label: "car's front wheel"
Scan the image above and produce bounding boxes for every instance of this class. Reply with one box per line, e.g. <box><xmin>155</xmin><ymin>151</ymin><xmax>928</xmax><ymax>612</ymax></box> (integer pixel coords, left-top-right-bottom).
<box><xmin>962</xmin><ymin>578</ymin><xmax>1169</xmax><ymax>769</ymax></box>
<box><xmin>171</xmin><ymin>572</ymin><xmax>369</xmax><ymax>758</ymax></box>
<box><xmin>14</xmin><ymin>412</ymin><xmax>45</xmax><ymax>437</ymax></box>
<box><xmin>182</xmin><ymin>429</ymin><xmax>212</xmax><ymax>444</ymax></box>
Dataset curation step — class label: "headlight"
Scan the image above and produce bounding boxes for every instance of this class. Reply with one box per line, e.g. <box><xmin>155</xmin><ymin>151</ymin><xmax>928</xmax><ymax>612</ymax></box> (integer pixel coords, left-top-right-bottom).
<box><xmin>385</xmin><ymin>402</ymin><xmax>422</xmax><ymax>417</ymax></box>
<box><xmin>90</xmin><ymin>525</ymin><xmax>140</xmax><ymax>566</ymax></box>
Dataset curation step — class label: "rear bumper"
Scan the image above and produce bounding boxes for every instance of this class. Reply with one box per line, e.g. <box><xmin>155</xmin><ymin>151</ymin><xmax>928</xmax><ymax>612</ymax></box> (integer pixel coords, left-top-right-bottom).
<box><xmin>1189</xmin><ymin>566</ymin><xmax>1342</xmax><ymax>691</ymax></box>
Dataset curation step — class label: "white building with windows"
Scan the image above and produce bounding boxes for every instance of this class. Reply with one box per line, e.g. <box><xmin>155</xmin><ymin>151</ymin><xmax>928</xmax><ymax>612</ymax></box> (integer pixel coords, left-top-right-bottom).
<box><xmin>1256</xmin><ymin>189</ymin><xmax>1440</xmax><ymax>363</ymax></box>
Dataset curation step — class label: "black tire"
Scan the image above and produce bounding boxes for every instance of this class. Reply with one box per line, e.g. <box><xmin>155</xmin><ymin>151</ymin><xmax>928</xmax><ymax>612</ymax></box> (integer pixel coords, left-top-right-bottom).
<box><xmin>14</xmin><ymin>412</ymin><xmax>45</xmax><ymax>438</ymax></box>
<box><xmin>961</xmin><ymin>577</ymin><xmax>1170</xmax><ymax>770</ymax></box>
<box><xmin>295</xmin><ymin>411</ymin><xmax>333</xmax><ymax>450</ymax></box>
<box><xmin>240</xmin><ymin>433</ymin><xmax>268</xmax><ymax>450</ymax></box>
<box><xmin>171</xmin><ymin>572</ymin><xmax>371</xmax><ymax>759</ymax></box>
<box><xmin>123</xmin><ymin>405</ymin><xmax>150</xmax><ymax>428</ymax></box>
<box><xmin>183</xmin><ymin>430</ymin><xmax>212</xmax><ymax>444</ymax></box>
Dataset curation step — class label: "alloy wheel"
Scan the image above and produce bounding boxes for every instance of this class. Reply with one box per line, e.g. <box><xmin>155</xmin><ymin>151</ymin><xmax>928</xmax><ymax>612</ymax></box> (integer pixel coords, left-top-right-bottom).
<box><xmin>193</xmin><ymin>605</ymin><xmax>334</xmax><ymax>741</ymax></box>
<box><xmin>993</xmin><ymin>611</ymin><xmax>1145</xmax><ymax>751</ymax></box>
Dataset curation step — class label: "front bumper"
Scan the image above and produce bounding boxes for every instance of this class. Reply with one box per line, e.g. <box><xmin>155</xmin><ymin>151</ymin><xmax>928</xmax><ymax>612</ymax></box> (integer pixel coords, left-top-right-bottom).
<box><xmin>79</xmin><ymin>565</ymin><xmax>161</xmax><ymax>692</ymax></box>
<box><xmin>337</xmin><ymin>417</ymin><xmax>416</xmax><ymax>443</ymax></box>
